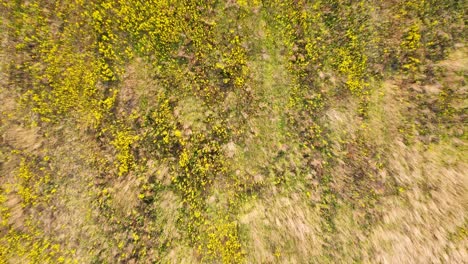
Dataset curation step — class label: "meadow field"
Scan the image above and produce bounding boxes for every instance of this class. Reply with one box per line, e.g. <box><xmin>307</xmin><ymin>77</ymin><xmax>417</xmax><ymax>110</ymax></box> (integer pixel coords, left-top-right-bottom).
<box><xmin>0</xmin><ymin>0</ymin><xmax>466</xmax><ymax>263</ymax></box>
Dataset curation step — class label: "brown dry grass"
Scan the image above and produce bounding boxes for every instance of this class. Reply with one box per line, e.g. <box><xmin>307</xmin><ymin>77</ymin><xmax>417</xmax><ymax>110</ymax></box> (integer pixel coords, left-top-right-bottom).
<box><xmin>235</xmin><ymin>46</ymin><xmax>467</xmax><ymax>263</ymax></box>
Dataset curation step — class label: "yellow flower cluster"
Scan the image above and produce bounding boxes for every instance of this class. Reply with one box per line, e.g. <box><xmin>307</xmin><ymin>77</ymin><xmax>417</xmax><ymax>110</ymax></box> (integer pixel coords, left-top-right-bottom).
<box><xmin>143</xmin><ymin>95</ymin><xmax>182</xmax><ymax>156</ymax></box>
<box><xmin>15</xmin><ymin>158</ymin><xmax>54</xmax><ymax>207</ymax></box>
<box><xmin>0</xmin><ymin>154</ymin><xmax>71</xmax><ymax>262</ymax></box>
<box><xmin>218</xmin><ymin>35</ymin><xmax>249</xmax><ymax>89</ymax></box>
<box><xmin>401</xmin><ymin>23</ymin><xmax>421</xmax><ymax>72</ymax></box>
<box><xmin>173</xmin><ymin>132</ymin><xmax>226</xmax><ymax>237</ymax></box>
<box><xmin>111</xmin><ymin>128</ymin><xmax>139</xmax><ymax>176</ymax></box>
<box><xmin>0</xmin><ymin>220</ymin><xmax>72</xmax><ymax>263</ymax></box>
<box><xmin>205</xmin><ymin>217</ymin><xmax>245</xmax><ymax>263</ymax></box>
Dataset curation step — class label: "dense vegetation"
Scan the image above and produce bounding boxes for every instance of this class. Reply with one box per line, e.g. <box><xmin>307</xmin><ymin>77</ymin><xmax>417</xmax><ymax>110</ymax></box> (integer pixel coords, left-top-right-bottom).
<box><xmin>0</xmin><ymin>0</ymin><xmax>466</xmax><ymax>263</ymax></box>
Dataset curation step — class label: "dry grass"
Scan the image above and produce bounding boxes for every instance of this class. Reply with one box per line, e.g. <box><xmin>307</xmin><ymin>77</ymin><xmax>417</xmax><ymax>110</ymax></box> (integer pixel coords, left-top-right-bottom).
<box><xmin>366</xmin><ymin>141</ymin><xmax>467</xmax><ymax>263</ymax></box>
<box><xmin>361</xmin><ymin>49</ymin><xmax>468</xmax><ymax>263</ymax></box>
<box><xmin>235</xmin><ymin>46</ymin><xmax>467</xmax><ymax>263</ymax></box>
<box><xmin>240</xmin><ymin>192</ymin><xmax>323</xmax><ymax>263</ymax></box>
